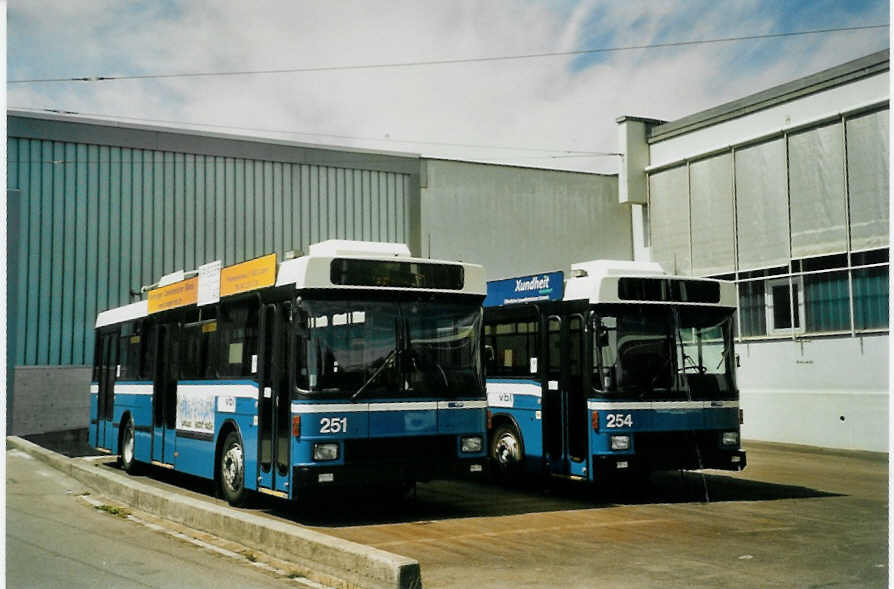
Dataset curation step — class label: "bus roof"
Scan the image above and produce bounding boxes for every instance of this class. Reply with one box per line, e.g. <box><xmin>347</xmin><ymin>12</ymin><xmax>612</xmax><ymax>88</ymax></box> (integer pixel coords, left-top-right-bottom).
<box><xmin>485</xmin><ymin>260</ymin><xmax>736</xmax><ymax>310</ymax></box>
<box><xmin>276</xmin><ymin>240</ymin><xmax>486</xmax><ymax>295</ymax></box>
<box><xmin>96</xmin><ymin>240</ymin><xmax>486</xmax><ymax>328</ymax></box>
<box><xmin>564</xmin><ymin>260</ymin><xmax>736</xmax><ymax>307</ymax></box>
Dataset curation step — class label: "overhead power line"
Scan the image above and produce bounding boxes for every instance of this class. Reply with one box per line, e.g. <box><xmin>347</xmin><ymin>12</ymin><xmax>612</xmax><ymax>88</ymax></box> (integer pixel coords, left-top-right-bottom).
<box><xmin>8</xmin><ymin>24</ymin><xmax>887</xmax><ymax>84</ymax></box>
<box><xmin>11</xmin><ymin>106</ymin><xmax>621</xmax><ymax>157</ymax></box>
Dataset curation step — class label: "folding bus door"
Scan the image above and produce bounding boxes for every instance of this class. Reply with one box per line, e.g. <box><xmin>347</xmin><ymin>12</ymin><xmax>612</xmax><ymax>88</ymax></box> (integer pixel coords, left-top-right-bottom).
<box><xmin>258</xmin><ymin>302</ymin><xmax>292</xmax><ymax>496</ymax></box>
<box><xmin>94</xmin><ymin>331</ymin><xmax>118</xmax><ymax>451</ymax></box>
<box><xmin>542</xmin><ymin>315</ymin><xmax>564</xmax><ymax>474</ymax></box>
<box><xmin>152</xmin><ymin>324</ymin><xmax>179</xmax><ymax>467</ymax></box>
<box><xmin>542</xmin><ymin>313</ymin><xmax>588</xmax><ymax>477</ymax></box>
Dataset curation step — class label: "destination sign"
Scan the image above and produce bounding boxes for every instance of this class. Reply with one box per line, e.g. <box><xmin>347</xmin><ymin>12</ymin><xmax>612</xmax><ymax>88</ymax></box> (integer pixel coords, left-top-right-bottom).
<box><xmin>484</xmin><ymin>271</ymin><xmax>564</xmax><ymax>307</ymax></box>
<box><xmin>148</xmin><ymin>277</ymin><xmax>198</xmax><ymax>314</ymax></box>
<box><xmin>220</xmin><ymin>253</ymin><xmax>277</xmax><ymax>297</ymax></box>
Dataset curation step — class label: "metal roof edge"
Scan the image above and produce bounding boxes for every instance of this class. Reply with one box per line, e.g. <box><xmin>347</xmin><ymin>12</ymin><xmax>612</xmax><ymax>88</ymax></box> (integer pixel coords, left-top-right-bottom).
<box><xmin>648</xmin><ymin>49</ymin><xmax>890</xmax><ymax>143</ymax></box>
<box><xmin>7</xmin><ymin>108</ymin><xmax>422</xmax><ymax>164</ymax></box>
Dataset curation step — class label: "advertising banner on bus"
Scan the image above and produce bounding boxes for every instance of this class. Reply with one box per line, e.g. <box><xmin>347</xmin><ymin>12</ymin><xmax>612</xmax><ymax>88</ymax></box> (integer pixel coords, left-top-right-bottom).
<box><xmin>484</xmin><ymin>271</ymin><xmax>564</xmax><ymax>307</ymax></box>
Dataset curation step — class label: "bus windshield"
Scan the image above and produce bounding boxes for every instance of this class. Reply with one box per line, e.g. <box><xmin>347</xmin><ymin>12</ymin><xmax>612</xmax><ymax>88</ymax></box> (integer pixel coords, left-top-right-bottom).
<box><xmin>297</xmin><ymin>299</ymin><xmax>483</xmax><ymax>399</ymax></box>
<box><xmin>594</xmin><ymin>307</ymin><xmax>673</xmax><ymax>396</ymax></box>
<box><xmin>593</xmin><ymin>305</ymin><xmax>735</xmax><ymax>399</ymax></box>
<box><xmin>676</xmin><ymin>307</ymin><xmax>736</xmax><ymax>398</ymax></box>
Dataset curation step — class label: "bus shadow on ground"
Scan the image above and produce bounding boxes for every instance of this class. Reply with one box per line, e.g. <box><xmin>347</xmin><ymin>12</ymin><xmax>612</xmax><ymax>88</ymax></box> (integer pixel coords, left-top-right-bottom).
<box><xmin>89</xmin><ymin>458</ymin><xmax>840</xmax><ymax>528</ymax></box>
<box><xmin>272</xmin><ymin>471</ymin><xmax>842</xmax><ymax>527</ymax></box>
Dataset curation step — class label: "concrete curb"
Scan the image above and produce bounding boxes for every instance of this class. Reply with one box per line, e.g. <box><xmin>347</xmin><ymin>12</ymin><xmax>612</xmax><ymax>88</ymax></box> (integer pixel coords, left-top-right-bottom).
<box><xmin>7</xmin><ymin>436</ymin><xmax>422</xmax><ymax>589</ymax></box>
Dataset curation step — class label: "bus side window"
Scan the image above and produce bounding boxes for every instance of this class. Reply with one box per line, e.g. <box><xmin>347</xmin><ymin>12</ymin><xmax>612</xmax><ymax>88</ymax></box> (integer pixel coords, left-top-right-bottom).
<box><xmin>139</xmin><ymin>321</ymin><xmax>155</xmax><ymax>380</ymax></box>
<box><xmin>118</xmin><ymin>323</ymin><xmax>134</xmax><ymax>380</ymax></box>
<box><xmin>593</xmin><ymin>316</ymin><xmax>617</xmax><ymax>392</ymax></box>
<box><xmin>220</xmin><ymin>301</ymin><xmax>260</xmax><ymax>377</ymax></box>
<box><xmin>180</xmin><ymin>309</ymin><xmax>219</xmax><ymax>380</ymax></box>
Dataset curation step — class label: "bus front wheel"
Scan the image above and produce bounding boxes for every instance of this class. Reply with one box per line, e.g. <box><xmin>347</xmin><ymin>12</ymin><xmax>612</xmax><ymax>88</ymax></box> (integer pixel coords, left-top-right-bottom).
<box><xmin>490</xmin><ymin>424</ymin><xmax>524</xmax><ymax>480</ymax></box>
<box><xmin>118</xmin><ymin>417</ymin><xmax>139</xmax><ymax>474</ymax></box>
<box><xmin>219</xmin><ymin>431</ymin><xmax>247</xmax><ymax>506</ymax></box>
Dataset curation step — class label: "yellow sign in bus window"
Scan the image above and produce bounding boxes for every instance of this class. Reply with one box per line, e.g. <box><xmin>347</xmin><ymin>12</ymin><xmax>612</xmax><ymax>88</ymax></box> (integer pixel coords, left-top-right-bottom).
<box><xmin>148</xmin><ymin>278</ymin><xmax>198</xmax><ymax>314</ymax></box>
<box><xmin>220</xmin><ymin>253</ymin><xmax>277</xmax><ymax>297</ymax></box>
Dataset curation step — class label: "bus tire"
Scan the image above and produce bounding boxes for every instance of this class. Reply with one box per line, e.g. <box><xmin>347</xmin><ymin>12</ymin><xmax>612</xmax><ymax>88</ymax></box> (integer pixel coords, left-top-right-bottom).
<box><xmin>490</xmin><ymin>424</ymin><xmax>524</xmax><ymax>481</ymax></box>
<box><xmin>118</xmin><ymin>416</ymin><xmax>140</xmax><ymax>475</ymax></box>
<box><xmin>219</xmin><ymin>431</ymin><xmax>248</xmax><ymax>506</ymax></box>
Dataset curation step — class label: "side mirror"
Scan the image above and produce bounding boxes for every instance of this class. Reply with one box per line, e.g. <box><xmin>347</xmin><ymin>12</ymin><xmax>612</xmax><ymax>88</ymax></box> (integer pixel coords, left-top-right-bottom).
<box><xmin>484</xmin><ymin>344</ymin><xmax>495</xmax><ymax>363</ymax></box>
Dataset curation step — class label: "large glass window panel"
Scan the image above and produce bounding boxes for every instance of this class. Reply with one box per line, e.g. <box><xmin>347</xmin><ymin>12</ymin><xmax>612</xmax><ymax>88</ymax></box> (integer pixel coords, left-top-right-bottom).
<box><xmin>788</xmin><ymin>123</ymin><xmax>847</xmax><ymax>257</ymax></box>
<box><xmin>649</xmin><ymin>166</ymin><xmax>691</xmax><ymax>275</ymax></box>
<box><xmin>853</xmin><ymin>266</ymin><xmax>889</xmax><ymax>330</ymax></box>
<box><xmin>735</xmin><ymin>139</ymin><xmax>789</xmax><ymax>271</ymax></box>
<box><xmin>737</xmin><ymin>280</ymin><xmax>766</xmax><ymax>337</ymax></box>
<box><xmin>804</xmin><ymin>271</ymin><xmax>850</xmax><ymax>333</ymax></box>
<box><xmin>690</xmin><ymin>153</ymin><xmax>735</xmax><ymax>276</ymax></box>
<box><xmin>847</xmin><ymin>109</ymin><xmax>890</xmax><ymax>251</ymax></box>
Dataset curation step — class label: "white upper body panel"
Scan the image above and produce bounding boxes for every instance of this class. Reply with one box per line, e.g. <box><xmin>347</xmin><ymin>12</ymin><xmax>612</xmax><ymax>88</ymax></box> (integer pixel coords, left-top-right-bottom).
<box><xmin>277</xmin><ymin>241</ymin><xmax>486</xmax><ymax>296</ymax></box>
<box><xmin>95</xmin><ymin>300</ymin><xmax>149</xmax><ymax>328</ymax></box>
<box><xmin>563</xmin><ymin>259</ymin><xmax>736</xmax><ymax>307</ymax></box>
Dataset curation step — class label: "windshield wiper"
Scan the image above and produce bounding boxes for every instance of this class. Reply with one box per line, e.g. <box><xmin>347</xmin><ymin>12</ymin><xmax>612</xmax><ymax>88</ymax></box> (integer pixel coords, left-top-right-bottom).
<box><xmin>351</xmin><ymin>348</ymin><xmax>397</xmax><ymax>402</ymax></box>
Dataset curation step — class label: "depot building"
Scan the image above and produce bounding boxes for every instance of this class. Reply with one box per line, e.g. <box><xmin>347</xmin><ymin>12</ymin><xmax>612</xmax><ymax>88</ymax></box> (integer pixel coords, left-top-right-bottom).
<box><xmin>6</xmin><ymin>50</ymin><xmax>888</xmax><ymax>452</ymax></box>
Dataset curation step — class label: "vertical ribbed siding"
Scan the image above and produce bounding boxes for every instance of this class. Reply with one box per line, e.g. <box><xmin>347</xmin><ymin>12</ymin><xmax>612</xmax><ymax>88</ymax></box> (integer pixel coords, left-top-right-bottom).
<box><xmin>7</xmin><ymin>138</ymin><xmax>413</xmax><ymax>367</ymax></box>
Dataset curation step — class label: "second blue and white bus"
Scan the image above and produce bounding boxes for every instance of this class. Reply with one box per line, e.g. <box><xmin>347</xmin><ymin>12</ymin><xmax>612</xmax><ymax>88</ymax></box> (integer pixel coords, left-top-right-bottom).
<box><xmin>483</xmin><ymin>259</ymin><xmax>746</xmax><ymax>483</ymax></box>
<box><xmin>89</xmin><ymin>240</ymin><xmax>488</xmax><ymax>505</ymax></box>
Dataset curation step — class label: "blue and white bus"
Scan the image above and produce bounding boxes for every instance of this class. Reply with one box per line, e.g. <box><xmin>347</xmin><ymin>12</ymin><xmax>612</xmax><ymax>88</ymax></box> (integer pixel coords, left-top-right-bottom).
<box><xmin>483</xmin><ymin>260</ymin><xmax>746</xmax><ymax>483</ymax></box>
<box><xmin>90</xmin><ymin>240</ymin><xmax>488</xmax><ymax>505</ymax></box>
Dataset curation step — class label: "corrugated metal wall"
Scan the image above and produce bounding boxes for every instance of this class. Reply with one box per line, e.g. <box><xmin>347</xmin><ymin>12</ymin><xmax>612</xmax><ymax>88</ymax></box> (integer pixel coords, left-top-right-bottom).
<box><xmin>7</xmin><ymin>135</ymin><xmax>413</xmax><ymax>367</ymax></box>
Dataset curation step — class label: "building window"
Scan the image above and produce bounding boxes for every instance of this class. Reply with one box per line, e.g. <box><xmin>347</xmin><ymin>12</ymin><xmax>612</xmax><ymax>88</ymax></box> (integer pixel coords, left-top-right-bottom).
<box><xmin>737</xmin><ymin>280</ymin><xmax>766</xmax><ymax>337</ymax></box>
<box><xmin>804</xmin><ymin>271</ymin><xmax>850</xmax><ymax>333</ymax></box>
<box><xmin>765</xmin><ymin>277</ymin><xmax>804</xmax><ymax>335</ymax></box>
<box><xmin>853</xmin><ymin>265</ymin><xmax>889</xmax><ymax>330</ymax></box>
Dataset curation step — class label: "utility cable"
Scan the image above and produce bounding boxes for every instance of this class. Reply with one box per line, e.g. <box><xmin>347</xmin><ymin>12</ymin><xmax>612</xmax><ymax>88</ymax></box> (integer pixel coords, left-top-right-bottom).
<box><xmin>8</xmin><ymin>24</ymin><xmax>886</xmax><ymax>84</ymax></box>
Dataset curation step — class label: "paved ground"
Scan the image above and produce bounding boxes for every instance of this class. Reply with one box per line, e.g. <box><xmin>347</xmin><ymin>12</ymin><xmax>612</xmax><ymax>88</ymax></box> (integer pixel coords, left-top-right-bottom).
<box><xmin>10</xmin><ymin>441</ymin><xmax>888</xmax><ymax>588</ymax></box>
<box><xmin>298</xmin><ymin>442</ymin><xmax>888</xmax><ymax>588</ymax></box>
<box><xmin>5</xmin><ymin>449</ymin><xmax>321</xmax><ymax>588</ymax></box>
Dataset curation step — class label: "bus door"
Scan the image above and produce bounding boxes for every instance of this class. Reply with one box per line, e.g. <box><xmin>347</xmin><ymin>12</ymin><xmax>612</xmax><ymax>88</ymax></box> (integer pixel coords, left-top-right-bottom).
<box><xmin>95</xmin><ymin>331</ymin><xmax>118</xmax><ymax>450</ymax></box>
<box><xmin>542</xmin><ymin>313</ymin><xmax>588</xmax><ymax>477</ymax></box>
<box><xmin>152</xmin><ymin>323</ymin><xmax>178</xmax><ymax>466</ymax></box>
<box><xmin>258</xmin><ymin>302</ymin><xmax>292</xmax><ymax>495</ymax></box>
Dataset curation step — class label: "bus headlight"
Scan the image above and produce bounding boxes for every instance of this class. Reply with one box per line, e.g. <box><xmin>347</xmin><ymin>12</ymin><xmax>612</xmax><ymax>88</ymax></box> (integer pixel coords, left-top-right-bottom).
<box><xmin>610</xmin><ymin>435</ymin><xmax>630</xmax><ymax>451</ymax></box>
<box><xmin>461</xmin><ymin>436</ymin><xmax>483</xmax><ymax>453</ymax></box>
<box><xmin>721</xmin><ymin>432</ymin><xmax>739</xmax><ymax>447</ymax></box>
<box><xmin>313</xmin><ymin>443</ymin><xmax>339</xmax><ymax>461</ymax></box>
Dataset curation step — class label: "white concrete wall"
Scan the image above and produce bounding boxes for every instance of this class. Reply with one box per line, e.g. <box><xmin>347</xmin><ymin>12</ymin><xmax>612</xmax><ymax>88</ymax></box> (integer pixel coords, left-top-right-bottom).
<box><xmin>649</xmin><ymin>72</ymin><xmax>889</xmax><ymax>168</ymax></box>
<box><xmin>737</xmin><ymin>334</ymin><xmax>888</xmax><ymax>451</ymax></box>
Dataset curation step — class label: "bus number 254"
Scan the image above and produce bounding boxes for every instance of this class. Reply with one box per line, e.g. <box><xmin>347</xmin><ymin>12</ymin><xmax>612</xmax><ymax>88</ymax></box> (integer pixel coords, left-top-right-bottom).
<box><xmin>606</xmin><ymin>413</ymin><xmax>633</xmax><ymax>428</ymax></box>
<box><xmin>320</xmin><ymin>417</ymin><xmax>347</xmax><ymax>433</ymax></box>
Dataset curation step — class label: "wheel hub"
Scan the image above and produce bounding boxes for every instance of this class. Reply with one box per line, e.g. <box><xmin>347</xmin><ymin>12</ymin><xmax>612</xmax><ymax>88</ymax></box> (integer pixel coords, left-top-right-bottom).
<box><xmin>223</xmin><ymin>444</ymin><xmax>244</xmax><ymax>489</ymax></box>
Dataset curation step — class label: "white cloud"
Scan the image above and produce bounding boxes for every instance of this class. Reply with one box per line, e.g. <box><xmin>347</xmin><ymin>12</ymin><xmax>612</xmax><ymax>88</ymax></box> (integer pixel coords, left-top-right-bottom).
<box><xmin>8</xmin><ymin>0</ymin><xmax>889</xmax><ymax>173</ymax></box>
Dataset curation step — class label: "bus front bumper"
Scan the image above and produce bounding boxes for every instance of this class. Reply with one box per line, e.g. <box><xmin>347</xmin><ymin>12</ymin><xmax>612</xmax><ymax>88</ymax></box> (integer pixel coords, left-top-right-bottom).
<box><xmin>593</xmin><ymin>447</ymin><xmax>747</xmax><ymax>478</ymax></box>
<box><xmin>292</xmin><ymin>457</ymin><xmax>486</xmax><ymax>489</ymax></box>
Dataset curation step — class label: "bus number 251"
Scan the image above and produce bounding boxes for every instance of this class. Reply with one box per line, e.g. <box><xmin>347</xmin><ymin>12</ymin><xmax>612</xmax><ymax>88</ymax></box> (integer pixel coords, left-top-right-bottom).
<box><xmin>606</xmin><ymin>413</ymin><xmax>633</xmax><ymax>428</ymax></box>
<box><xmin>320</xmin><ymin>417</ymin><xmax>347</xmax><ymax>433</ymax></box>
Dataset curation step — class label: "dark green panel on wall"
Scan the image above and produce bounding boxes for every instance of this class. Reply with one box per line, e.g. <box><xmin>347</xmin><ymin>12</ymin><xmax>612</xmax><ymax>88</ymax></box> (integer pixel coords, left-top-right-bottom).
<box><xmin>8</xmin><ymin>113</ymin><xmax>419</xmax><ymax>367</ymax></box>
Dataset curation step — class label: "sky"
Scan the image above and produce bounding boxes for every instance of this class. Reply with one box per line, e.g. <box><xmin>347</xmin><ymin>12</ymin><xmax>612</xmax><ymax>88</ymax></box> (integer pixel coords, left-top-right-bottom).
<box><xmin>7</xmin><ymin>0</ymin><xmax>891</xmax><ymax>174</ymax></box>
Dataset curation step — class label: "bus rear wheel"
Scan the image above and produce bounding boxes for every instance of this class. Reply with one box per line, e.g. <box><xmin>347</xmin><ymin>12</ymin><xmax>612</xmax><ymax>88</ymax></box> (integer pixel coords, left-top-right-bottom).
<box><xmin>490</xmin><ymin>424</ymin><xmax>524</xmax><ymax>481</ymax></box>
<box><xmin>118</xmin><ymin>417</ymin><xmax>139</xmax><ymax>474</ymax></box>
<box><xmin>219</xmin><ymin>431</ymin><xmax>248</xmax><ymax>506</ymax></box>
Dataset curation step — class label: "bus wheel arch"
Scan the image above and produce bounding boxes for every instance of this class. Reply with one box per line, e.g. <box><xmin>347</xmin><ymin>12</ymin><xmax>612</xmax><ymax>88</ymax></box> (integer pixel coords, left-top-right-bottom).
<box><xmin>117</xmin><ymin>412</ymin><xmax>140</xmax><ymax>474</ymax></box>
<box><xmin>216</xmin><ymin>422</ymin><xmax>248</xmax><ymax>506</ymax></box>
<box><xmin>489</xmin><ymin>415</ymin><xmax>525</xmax><ymax>480</ymax></box>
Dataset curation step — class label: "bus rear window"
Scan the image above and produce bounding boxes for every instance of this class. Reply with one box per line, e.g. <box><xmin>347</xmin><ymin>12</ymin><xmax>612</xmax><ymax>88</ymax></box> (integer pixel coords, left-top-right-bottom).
<box><xmin>330</xmin><ymin>259</ymin><xmax>464</xmax><ymax>290</ymax></box>
<box><xmin>618</xmin><ymin>278</ymin><xmax>720</xmax><ymax>303</ymax></box>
